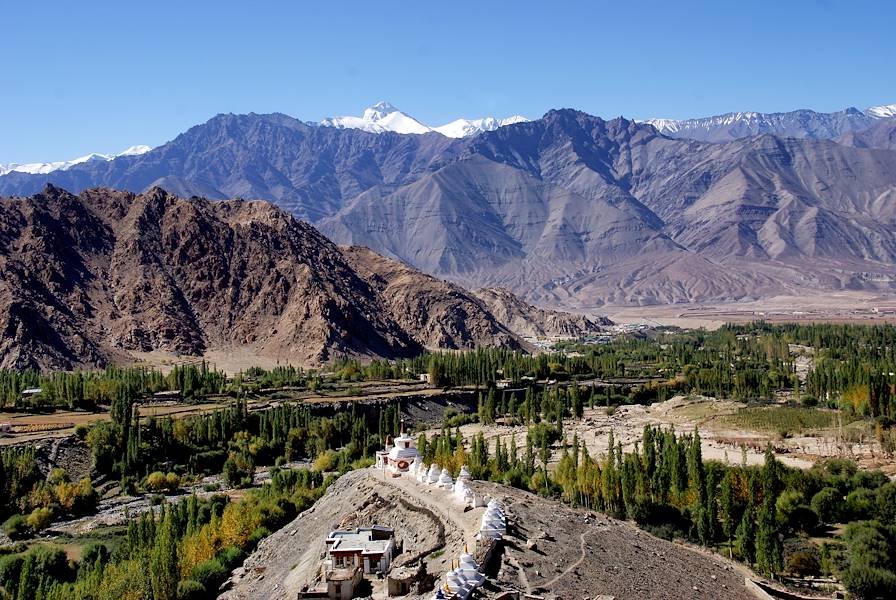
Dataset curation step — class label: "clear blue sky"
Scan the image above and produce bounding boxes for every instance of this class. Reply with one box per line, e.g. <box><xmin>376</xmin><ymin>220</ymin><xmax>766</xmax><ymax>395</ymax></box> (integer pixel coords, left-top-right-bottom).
<box><xmin>2</xmin><ymin>0</ymin><xmax>894</xmax><ymax>163</ymax></box>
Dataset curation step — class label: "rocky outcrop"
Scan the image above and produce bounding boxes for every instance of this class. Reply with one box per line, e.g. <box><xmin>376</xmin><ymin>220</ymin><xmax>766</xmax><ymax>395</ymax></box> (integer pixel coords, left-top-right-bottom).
<box><xmin>472</xmin><ymin>287</ymin><xmax>611</xmax><ymax>338</ymax></box>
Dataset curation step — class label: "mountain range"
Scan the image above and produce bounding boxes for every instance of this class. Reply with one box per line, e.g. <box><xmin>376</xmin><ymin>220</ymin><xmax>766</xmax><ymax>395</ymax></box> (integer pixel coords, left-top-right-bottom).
<box><xmin>644</xmin><ymin>104</ymin><xmax>896</xmax><ymax>142</ymax></box>
<box><xmin>2</xmin><ymin>103</ymin><xmax>896</xmax><ymax>308</ymax></box>
<box><xmin>0</xmin><ymin>145</ymin><xmax>152</xmax><ymax>176</ymax></box>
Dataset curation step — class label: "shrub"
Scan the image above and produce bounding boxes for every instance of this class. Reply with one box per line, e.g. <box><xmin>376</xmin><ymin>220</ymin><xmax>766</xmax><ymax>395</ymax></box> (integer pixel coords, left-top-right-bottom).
<box><xmin>26</xmin><ymin>507</ymin><xmax>54</xmax><ymax>531</ymax></box>
<box><xmin>785</xmin><ymin>549</ymin><xmax>820</xmax><ymax>577</ymax></box>
<box><xmin>74</xmin><ymin>423</ymin><xmax>89</xmax><ymax>440</ymax></box>
<box><xmin>840</xmin><ymin>563</ymin><xmax>896</xmax><ymax>599</ymax></box>
<box><xmin>844</xmin><ymin>488</ymin><xmax>876</xmax><ymax>521</ymax></box>
<box><xmin>2</xmin><ymin>515</ymin><xmax>29</xmax><ymax>540</ymax></box>
<box><xmin>145</xmin><ymin>471</ymin><xmax>168</xmax><ymax>492</ymax></box>
<box><xmin>217</xmin><ymin>545</ymin><xmax>245</xmax><ymax>569</ymax></box>
<box><xmin>247</xmin><ymin>526</ymin><xmax>270</xmax><ymax>549</ymax></box>
<box><xmin>312</xmin><ymin>450</ymin><xmax>338</xmax><ymax>473</ymax></box>
<box><xmin>876</xmin><ymin>482</ymin><xmax>896</xmax><ymax>525</ymax></box>
<box><xmin>165</xmin><ymin>472</ymin><xmax>181</xmax><ymax>492</ymax></box>
<box><xmin>0</xmin><ymin>553</ymin><xmax>24</xmax><ymax>590</ymax></box>
<box><xmin>801</xmin><ymin>394</ymin><xmax>818</xmax><ymax>407</ymax></box>
<box><xmin>176</xmin><ymin>579</ymin><xmax>206</xmax><ymax>600</ymax></box>
<box><xmin>80</xmin><ymin>542</ymin><xmax>109</xmax><ymax>568</ymax></box>
<box><xmin>190</xmin><ymin>558</ymin><xmax>227</xmax><ymax>590</ymax></box>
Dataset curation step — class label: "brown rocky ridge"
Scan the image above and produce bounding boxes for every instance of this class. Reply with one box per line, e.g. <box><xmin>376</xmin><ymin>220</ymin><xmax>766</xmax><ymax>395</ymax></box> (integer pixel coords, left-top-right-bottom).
<box><xmin>0</xmin><ymin>186</ymin><xmax>530</xmax><ymax>370</ymax></box>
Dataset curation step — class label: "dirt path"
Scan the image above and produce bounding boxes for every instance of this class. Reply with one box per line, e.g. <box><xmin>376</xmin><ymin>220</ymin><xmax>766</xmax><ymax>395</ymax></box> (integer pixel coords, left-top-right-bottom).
<box><xmin>505</xmin><ymin>555</ymin><xmax>532</xmax><ymax>594</ymax></box>
<box><xmin>542</xmin><ymin>531</ymin><xmax>588</xmax><ymax>588</ymax></box>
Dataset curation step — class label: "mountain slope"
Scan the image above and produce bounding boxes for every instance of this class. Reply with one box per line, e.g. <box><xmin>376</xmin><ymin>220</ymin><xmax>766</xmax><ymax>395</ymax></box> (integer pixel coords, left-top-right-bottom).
<box><xmin>838</xmin><ymin>118</ymin><xmax>896</xmax><ymax>150</ymax></box>
<box><xmin>0</xmin><ymin>113</ymin><xmax>459</xmax><ymax>222</ymax></box>
<box><xmin>0</xmin><ymin>186</ymin><xmax>524</xmax><ymax>370</ymax></box>
<box><xmin>341</xmin><ymin>246</ymin><xmax>524</xmax><ymax>350</ymax></box>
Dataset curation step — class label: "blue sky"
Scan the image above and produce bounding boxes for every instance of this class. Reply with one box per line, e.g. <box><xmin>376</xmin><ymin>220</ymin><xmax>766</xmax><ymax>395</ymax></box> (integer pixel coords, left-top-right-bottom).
<box><xmin>1</xmin><ymin>0</ymin><xmax>894</xmax><ymax>163</ymax></box>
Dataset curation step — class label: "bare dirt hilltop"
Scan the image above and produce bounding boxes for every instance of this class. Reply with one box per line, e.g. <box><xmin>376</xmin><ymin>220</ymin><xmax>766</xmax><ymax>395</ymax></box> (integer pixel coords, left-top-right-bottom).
<box><xmin>222</xmin><ymin>468</ymin><xmax>756</xmax><ymax>600</ymax></box>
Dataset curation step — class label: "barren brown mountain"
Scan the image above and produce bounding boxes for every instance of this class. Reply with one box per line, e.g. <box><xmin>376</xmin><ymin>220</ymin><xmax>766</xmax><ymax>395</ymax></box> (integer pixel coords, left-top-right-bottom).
<box><xmin>0</xmin><ymin>186</ymin><xmax>526</xmax><ymax>370</ymax></box>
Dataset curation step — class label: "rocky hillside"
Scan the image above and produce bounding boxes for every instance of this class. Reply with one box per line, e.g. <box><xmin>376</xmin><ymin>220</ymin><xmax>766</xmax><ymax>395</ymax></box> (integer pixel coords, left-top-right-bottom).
<box><xmin>341</xmin><ymin>246</ymin><xmax>523</xmax><ymax>351</ymax></box>
<box><xmin>0</xmin><ymin>186</ymin><xmax>524</xmax><ymax>370</ymax></box>
<box><xmin>838</xmin><ymin>117</ymin><xmax>896</xmax><ymax>150</ymax></box>
<box><xmin>473</xmin><ymin>287</ymin><xmax>611</xmax><ymax>338</ymax></box>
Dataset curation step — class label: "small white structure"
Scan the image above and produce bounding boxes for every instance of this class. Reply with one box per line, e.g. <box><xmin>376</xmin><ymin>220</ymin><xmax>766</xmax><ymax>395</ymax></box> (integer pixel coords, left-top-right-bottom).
<box><xmin>438</xmin><ymin>468</ymin><xmax>454</xmax><ymax>490</ymax></box>
<box><xmin>374</xmin><ymin>426</ymin><xmax>421</xmax><ymax>474</ymax></box>
<box><xmin>479</xmin><ymin>499</ymin><xmax>507</xmax><ymax>540</ymax></box>
<box><xmin>416</xmin><ymin>462</ymin><xmax>430</xmax><ymax>483</ymax></box>
<box><xmin>458</xmin><ymin>553</ymin><xmax>484</xmax><ymax>587</ymax></box>
<box><xmin>427</xmin><ymin>464</ymin><xmax>441</xmax><ymax>485</ymax></box>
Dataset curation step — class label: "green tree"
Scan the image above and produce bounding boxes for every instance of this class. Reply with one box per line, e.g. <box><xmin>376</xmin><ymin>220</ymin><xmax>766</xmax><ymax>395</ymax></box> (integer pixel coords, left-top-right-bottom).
<box><xmin>150</xmin><ymin>511</ymin><xmax>179</xmax><ymax>600</ymax></box>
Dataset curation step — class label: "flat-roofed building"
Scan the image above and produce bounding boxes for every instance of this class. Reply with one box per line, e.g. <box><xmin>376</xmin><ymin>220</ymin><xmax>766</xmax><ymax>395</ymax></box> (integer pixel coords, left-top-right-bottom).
<box><xmin>325</xmin><ymin>526</ymin><xmax>396</xmax><ymax>575</ymax></box>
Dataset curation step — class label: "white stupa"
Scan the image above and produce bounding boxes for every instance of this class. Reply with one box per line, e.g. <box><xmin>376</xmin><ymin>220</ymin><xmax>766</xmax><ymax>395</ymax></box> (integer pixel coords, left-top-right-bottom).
<box><xmin>457</xmin><ymin>465</ymin><xmax>472</xmax><ymax>481</ymax></box>
<box><xmin>417</xmin><ymin>462</ymin><xmax>429</xmax><ymax>483</ymax></box>
<box><xmin>438</xmin><ymin>468</ymin><xmax>454</xmax><ymax>490</ymax></box>
<box><xmin>374</xmin><ymin>421</ymin><xmax>420</xmax><ymax>474</ymax></box>
<box><xmin>479</xmin><ymin>501</ymin><xmax>507</xmax><ymax>539</ymax></box>
<box><xmin>458</xmin><ymin>552</ymin><xmax>485</xmax><ymax>587</ymax></box>
<box><xmin>427</xmin><ymin>463</ymin><xmax>441</xmax><ymax>485</ymax></box>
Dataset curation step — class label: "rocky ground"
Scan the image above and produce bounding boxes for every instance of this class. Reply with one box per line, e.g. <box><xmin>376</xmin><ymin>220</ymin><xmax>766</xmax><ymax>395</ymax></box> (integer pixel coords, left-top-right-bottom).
<box><xmin>221</xmin><ymin>467</ymin><xmax>759</xmax><ymax>600</ymax></box>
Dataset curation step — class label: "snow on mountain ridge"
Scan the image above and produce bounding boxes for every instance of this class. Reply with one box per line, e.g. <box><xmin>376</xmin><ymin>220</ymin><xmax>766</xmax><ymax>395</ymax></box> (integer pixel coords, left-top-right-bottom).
<box><xmin>319</xmin><ymin>102</ymin><xmax>530</xmax><ymax>137</ymax></box>
<box><xmin>866</xmin><ymin>104</ymin><xmax>896</xmax><ymax>119</ymax></box>
<box><xmin>0</xmin><ymin>145</ymin><xmax>153</xmax><ymax>176</ymax></box>
<box><xmin>644</xmin><ymin>104</ymin><xmax>895</xmax><ymax>140</ymax></box>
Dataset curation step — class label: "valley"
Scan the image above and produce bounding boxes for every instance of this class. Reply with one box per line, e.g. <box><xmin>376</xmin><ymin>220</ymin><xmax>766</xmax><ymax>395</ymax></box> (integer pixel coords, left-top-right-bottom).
<box><xmin>0</xmin><ymin>323</ymin><xmax>894</xmax><ymax>599</ymax></box>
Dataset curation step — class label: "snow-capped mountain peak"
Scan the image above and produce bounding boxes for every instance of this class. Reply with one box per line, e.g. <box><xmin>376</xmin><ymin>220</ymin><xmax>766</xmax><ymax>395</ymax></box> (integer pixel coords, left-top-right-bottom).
<box><xmin>865</xmin><ymin>104</ymin><xmax>896</xmax><ymax>119</ymax></box>
<box><xmin>361</xmin><ymin>101</ymin><xmax>400</xmax><ymax>121</ymax></box>
<box><xmin>320</xmin><ymin>101</ymin><xmax>431</xmax><ymax>135</ymax></box>
<box><xmin>318</xmin><ymin>102</ymin><xmax>530</xmax><ymax>137</ymax></box>
<box><xmin>0</xmin><ymin>144</ymin><xmax>152</xmax><ymax>176</ymax></box>
<box><xmin>117</xmin><ymin>144</ymin><xmax>153</xmax><ymax>156</ymax></box>
<box><xmin>433</xmin><ymin>115</ymin><xmax>529</xmax><ymax>138</ymax></box>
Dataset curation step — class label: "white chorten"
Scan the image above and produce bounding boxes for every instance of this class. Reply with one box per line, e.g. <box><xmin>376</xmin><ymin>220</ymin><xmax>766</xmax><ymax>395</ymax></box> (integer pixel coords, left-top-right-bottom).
<box><xmin>427</xmin><ymin>464</ymin><xmax>441</xmax><ymax>485</ymax></box>
<box><xmin>438</xmin><ymin>468</ymin><xmax>454</xmax><ymax>490</ymax></box>
<box><xmin>458</xmin><ymin>552</ymin><xmax>485</xmax><ymax>586</ymax></box>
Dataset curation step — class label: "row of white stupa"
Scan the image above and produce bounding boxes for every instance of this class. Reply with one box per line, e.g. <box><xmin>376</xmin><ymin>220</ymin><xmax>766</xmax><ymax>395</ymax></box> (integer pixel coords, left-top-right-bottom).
<box><xmin>408</xmin><ymin>459</ymin><xmax>507</xmax><ymax>540</ymax></box>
